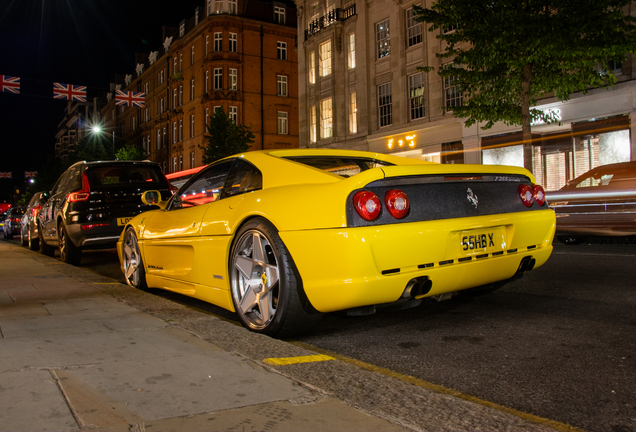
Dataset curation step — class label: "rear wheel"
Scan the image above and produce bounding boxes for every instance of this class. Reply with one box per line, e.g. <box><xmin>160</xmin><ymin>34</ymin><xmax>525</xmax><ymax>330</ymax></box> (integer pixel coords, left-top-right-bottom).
<box><xmin>39</xmin><ymin>225</ymin><xmax>55</xmax><ymax>257</ymax></box>
<box><xmin>28</xmin><ymin>226</ymin><xmax>39</xmax><ymax>251</ymax></box>
<box><xmin>59</xmin><ymin>223</ymin><xmax>82</xmax><ymax>266</ymax></box>
<box><xmin>229</xmin><ymin>218</ymin><xmax>322</xmax><ymax>338</ymax></box>
<box><xmin>122</xmin><ymin>227</ymin><xmax>147</xmax><ymax>289</ymax></box>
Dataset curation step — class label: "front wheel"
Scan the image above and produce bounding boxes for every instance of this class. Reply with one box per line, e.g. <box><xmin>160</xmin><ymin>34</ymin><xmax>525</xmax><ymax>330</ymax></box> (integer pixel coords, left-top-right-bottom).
<box><xmin>59</xmin><ymin>224</ymin><xmax>82</xmax><ymax>265</ymax></box>
<box><xmin>229</xmin><ymin>218</ymin><xmax>322</xmax><ymax>338</ymax></box>
<box><xmin>122</xmin><ymin>227</ymin><xmax>147</xmax><ymax>289</ymax></box>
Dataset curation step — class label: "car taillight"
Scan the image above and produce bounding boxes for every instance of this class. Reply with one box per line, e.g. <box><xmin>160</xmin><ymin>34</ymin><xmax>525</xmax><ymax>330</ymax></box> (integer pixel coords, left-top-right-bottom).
<box><xmin>518</xmin><ymin>184</ymin><xmax>534</xmax><ymax>207</ymax></box>
<box><xmin>532</xmin><ymin>185</ymin><xmax>546</xmax><ymax>206</ymax></box>
<box><xmin>11</xmin><ymin>218</ymin><xmax>20</xmax><ymax>223</ymax></box>
<box><xmin>68</xmin><ymin>173</ymin><xmax>91</xmax><ymax>202</ymax></box>
<box><xmin>384</xmin><ymin>189</ymin><xmax>409</xmax><ymax>219</ymax></box>
<box><xmin>82</xmin><ymin>223</ymin><xmax>110</xmax><ymax>230</ymax></box>
<box><xmin>353</xmin><ymin>191</ymin><xmax>382</xmax><ymax>221</ymax></box>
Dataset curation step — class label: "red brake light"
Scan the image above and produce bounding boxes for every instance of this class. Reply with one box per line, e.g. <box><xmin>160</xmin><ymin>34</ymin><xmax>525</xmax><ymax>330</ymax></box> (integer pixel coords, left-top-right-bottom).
<box><xmin>518</xmin><ymin>184</ymin><xmax>534</xmax><ymax>207</ymax></box>
<box><xmin>68</xmin><ymin>173</ymin><xmax>91</xmax><ymax>202</ymax></box>
<box><xmin>532</xmin><ymin>185</ymin><xmax>546</xmax><ymax>206</ymax></box>
<box><xmin>384</xmin><ymin>189</ymin><xmax>409</xmax><ymax>219</ymax></box>
<box><xmin>353</xmin><ymin>191</ymin><xmax>381</xmax><ymax>221</ymax></box>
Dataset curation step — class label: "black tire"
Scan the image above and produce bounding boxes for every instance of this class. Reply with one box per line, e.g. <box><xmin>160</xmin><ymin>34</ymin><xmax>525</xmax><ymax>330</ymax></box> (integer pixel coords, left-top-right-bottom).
<box><xmin>229</xmin><ymin>218</ymin><xmax>323</xmax><ymax>338</ymax></box>
<box><xmin>28</xmin><ymin>226</ymin><xmax>39</xmax><ymax>251</ymax></box>
<box><xmin>122</xmin><ymin>227</ymin><xmax>148</xmax><ymax>290</ymax></box>
<box><xmin>59</xmin><ymin>223</ymin><xmax>82</xmax><ymax>266</ymax></box>
<box><xmin>39</xmin><ymin>225</ymin><xmax>55</xmax><ymax>257</ymax></box>
<box><xmin>557</xmin><ymin>235</ymin><xmax>585</xmax><ymax>245</ymax></box>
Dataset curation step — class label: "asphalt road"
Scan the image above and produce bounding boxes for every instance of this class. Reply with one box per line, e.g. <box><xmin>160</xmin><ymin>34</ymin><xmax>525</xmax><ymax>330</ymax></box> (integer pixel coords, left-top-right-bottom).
<box><xmin>15</xmin><ymin>239</ymin><xmax>636</xmax><ymax>432</ymax></box>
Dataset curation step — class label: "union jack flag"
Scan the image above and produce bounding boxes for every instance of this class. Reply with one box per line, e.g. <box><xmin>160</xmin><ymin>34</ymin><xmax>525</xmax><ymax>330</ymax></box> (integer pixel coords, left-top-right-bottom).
<box><xmin>115</xmin><ymin>90</ymin><xmax>145</xmax><ymax>107</ymax></box>
<box><xmin>1</xmin><ymin>75</ymin><xmax>20</xmax><ymax>94</ymax></box>
<box><xmin>0</xmin><ymin>172</ymin><xmax>12</xmax><ymax>179</ymax></box>
<box><xmin>25</xmin><ymin>171</ymin><xmax>38</xmax><ymax>178</ymax></box>
<box><xmin>53</xmin><ymin>82</ymin><xmax>87</xmax><ymax>102</ymax></box>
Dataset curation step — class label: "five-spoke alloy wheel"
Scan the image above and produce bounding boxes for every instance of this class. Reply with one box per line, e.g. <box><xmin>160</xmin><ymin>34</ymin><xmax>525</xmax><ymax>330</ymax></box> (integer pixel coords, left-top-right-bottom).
<box><xmin>122</xmin><ymin>227</ymin><xmax>147</xmax><ymax>289</ymax></box>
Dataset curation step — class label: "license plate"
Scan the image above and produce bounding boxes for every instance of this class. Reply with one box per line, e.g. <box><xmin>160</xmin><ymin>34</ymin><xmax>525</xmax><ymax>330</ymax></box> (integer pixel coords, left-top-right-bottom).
<box><xmin>459</xmin><ymin>227</ymin><xmax>506</xmax><ymax>256</ymax></box>
<box><xmin>117</xmin><ymin>217</ymin><xmax>133</xmax><ymax>226</ymax></box>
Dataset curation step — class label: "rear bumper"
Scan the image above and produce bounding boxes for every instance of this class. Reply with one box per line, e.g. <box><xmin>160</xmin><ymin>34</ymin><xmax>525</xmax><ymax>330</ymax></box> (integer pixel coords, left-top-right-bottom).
<box><xmin>66</xmin><ymin>222</ymin><xmax>124</xmax><ymax>248</ymax></box>
<box><xmin>280</xmin><ymin>209</ymin><xmax>555</xmax><ymax>313</ymax></box>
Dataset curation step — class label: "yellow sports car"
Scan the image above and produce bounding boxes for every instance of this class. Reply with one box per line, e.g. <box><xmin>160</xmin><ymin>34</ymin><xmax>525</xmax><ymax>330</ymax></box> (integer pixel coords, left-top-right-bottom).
<box><xmin>117</xmin><ymin>149</ymin><xmax>555</xmax><ymax>337</ymax></box>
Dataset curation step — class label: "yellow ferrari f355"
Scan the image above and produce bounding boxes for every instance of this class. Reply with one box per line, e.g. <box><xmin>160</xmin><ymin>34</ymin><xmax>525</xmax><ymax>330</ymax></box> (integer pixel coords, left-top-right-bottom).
<box><xmin>117</xmin><ymin>149</ymin><xmax>555</xmax><ymax>337</ymax></box>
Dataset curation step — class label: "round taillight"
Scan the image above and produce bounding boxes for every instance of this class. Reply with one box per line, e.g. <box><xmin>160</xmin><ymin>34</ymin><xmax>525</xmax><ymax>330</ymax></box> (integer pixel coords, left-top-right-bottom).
<box><xmin>353</xmin><ymin>191</ymin><xmax>382</xmax><ymax>221</ymax></box>
<box><xmin>518</xmin><ymin>184</ymin><xmax>534</xmax><ymax>207</ymax></box>
<box><xmin>533</xmin><ymin>185</ymin><xmax>546</xmax><ymax>206</ymax></box>
<box><xmin>384</xmin><ymin>189</ymin><xmax>409</xmax><ymax>219</ymax></box>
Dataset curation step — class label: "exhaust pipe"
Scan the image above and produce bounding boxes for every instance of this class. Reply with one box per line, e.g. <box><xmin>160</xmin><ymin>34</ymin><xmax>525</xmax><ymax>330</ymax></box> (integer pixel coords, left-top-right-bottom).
<box><xmin>517</xmin><ymin>256</ymin><xmax>536</xmax><ymax>273</ymax></box>
<box><xmin>402</xmin><ymin>276</ymin><xmax>433</xmax><ymax>299</ymax></box>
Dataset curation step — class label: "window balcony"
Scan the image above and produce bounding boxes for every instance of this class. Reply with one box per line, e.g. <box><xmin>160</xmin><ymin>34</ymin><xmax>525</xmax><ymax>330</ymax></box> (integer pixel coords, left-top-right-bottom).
<box><xmin>305</xmin><ymin>4</ymin><xmax>356</xmax><ymax>40</ymax></box>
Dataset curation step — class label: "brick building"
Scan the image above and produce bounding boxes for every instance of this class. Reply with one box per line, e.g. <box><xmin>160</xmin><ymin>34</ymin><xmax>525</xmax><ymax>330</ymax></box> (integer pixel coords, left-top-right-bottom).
<box><xmin>100</xmin><ymin>0</ymin><xmax>298</xmax><ymax>174</ymax></box>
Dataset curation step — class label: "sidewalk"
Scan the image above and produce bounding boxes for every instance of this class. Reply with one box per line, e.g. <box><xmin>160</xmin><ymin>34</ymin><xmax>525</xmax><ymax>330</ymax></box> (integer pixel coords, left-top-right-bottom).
<box><xmin>0</xmin><ymin>240</ymin><xmax>564</xmax><ymax>432</ymax></box>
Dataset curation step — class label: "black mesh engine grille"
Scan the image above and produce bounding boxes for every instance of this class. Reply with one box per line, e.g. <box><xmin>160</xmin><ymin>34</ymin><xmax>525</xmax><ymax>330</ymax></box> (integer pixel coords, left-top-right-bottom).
<box><xmin>346</xmin><ymin>174</ymin><xmax>547</xmax><ymax>227</ymax></box>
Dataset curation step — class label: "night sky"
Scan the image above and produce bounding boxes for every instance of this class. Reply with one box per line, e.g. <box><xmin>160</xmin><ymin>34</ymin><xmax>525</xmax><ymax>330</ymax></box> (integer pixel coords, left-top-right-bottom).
<box><xmin>0</xmin><ymin>0</ymin><xmax>202</xmax><ymax>203</ymax></box>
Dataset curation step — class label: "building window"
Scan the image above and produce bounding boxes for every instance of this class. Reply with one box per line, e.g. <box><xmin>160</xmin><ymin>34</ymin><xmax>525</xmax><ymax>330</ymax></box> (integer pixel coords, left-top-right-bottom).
<box><xmin>229</xmin><ymin>68</ymin><xmax>237</xmax><ymax>90</ymax></box>
<box><xmin>163</xmin><ymin>127</ymin><xmax>167</xmax><ymax>147</ymax></box>
<box><xmin>229</xmin><ymin>33</ymin><xmax>237</xmax><ymax>52</ymax></box>
<box><xmin>190</xmin><ymin>78</ymin><xmax>195</xmax><ymax>100</ymax></box>
<box><xmin>173</xmin><ymin>88</ymin><xmax>177</xmax><ymax>108</ymax></box>
<box><xmin>191</xmin><ymin>151</ymin><xmax>195</xmax><ymax>168</ymax></box>
<box><xmin>205</xmin><ymin>70</ymin><xmax>209</xmax><ymax>92</ymax></box>
<box><xmin>215</xmin><ymin>0</ymin><xmax>223</xmax><ymax>13</ymax></box>
<box><xmin>205</xmin><ymin>108</ymin><xmax>209</xmax><ymax>126</ymax></box>
<box><xmin>173</xmin><ymin>157</ymin><xmax>177</xmax><ymax>173</ymax></box>
<box><xmin>274</xmin><ymin>6</ymin><xmax>285</xmax><ymax>24</ymax></box>
<box><xmin>214</xmin><ymin>68</ymin><xmax>223</xmax><ymax>90</ymax></box>
<box><xmin>206</xmin><ymin>35</ymin><xmax>209</xmax><ymax>55</ymax></box>
<box><xmin>214</xmin><ymin>32</ymin><xmax>222</xmax><ymax>52</ymax></box>
<box><xmin>444</xmin><ymin>23</ymin><xmax>458</xmax><ymax>33</ymax></box>
<box><xmin>173</xmin><ymin>122</ymin><xmax>177</xmax><ymax>144</ymax></box>
<box><xmin>320</xmin><ymin>98</ymin><xmax>332</xmax><ymax>138</ymax></box>
<box><xmin>406</xmin><ymin>8</ymin><xmax>422</xmax><ymax>47</ymax></box>
<box><xmin>309</xmin><ymin>51</ymin><xmax>316</xmax><ymax>84</ymax></box>
<box><xmin>229</xmin><ymin>106</ymin><xmax>238</xmax><ymax>123</ymax></box>
<box><xmin>156</xmin><ymin>130</ymin><xmax>161</xmax><ymax>149</ymax></box>
<box><xmin>191</xmin><ymin>45</ymin><xmax>195</xmax><ymax>64</ymax></box>
<box><xmin>179</xmin><ymin>85</ymin><xmax>183</xmax><ymax>105</ymax></box>
<box><xmin>179</xmin><ymin>119</ymin><xmax>183</xmax><ymax>141</ymax></box>
<box><xmin>179</xmin><ymin>54</ymin><xmax>183</xmax><ymax>71</ymax></box>
<box><xmin>179</xmin><ymin>156</ymin><xmax>183</xmax><ymax>171</ymax></box>
<box><xmin>144</xmin><ymin>108</ymin><xmax>149</xmax><ymax>122</ymax></box>
<box><xmin>348</xmin><ymin>34</ymin><xmax>356</xmax><ymax>69</ymax></box>
<box><xmin>310</xmin><ymin>105</ymin><xmax>317</xmax><ymax>143</ymax></box>
<box><xmin>444</xmin><ymin>70</ymin><xmax>462</xmax><ymax>109</ymax></box>
<box><xmin>319</xmin><ymin>41</ymin><xmax>331</xmax><ymax>76</ymax></box>
<box><xmin>207</xmin><ymin>0</ymin><xmax>213</xmax><ymax>15</ymax></box>
<box><xmin>229</xmin><ymin>0</ymin><xmax>236</xmax><ymax>14</ymax></box>
<box><xmin>376</xmin><ymin>19</ymin><xmax>390</xmax><ymax>59</ymax></box>
<box><xmin>409</xmin><ymin>73</ymin><xmax>425</xmax><ymax>119</ymax></box>
<box><xmin>163</xmin><ymin>161</ymin><xmax>167</xmax><ymax>173</ymax></box>
<box><xmin>277</xmin><ymin>75</ymin><xmax>288</xmax><ymax>96</ymax></box>
<box><xmin>278</xmin><ymin>111</ymin><xmax>288</xmax><ymax>134</ymax></box>
<box><xmin>277</xmin><ymin>41</ymin><xmax>287</xmax><ymax>60</ymax></box>
<box><xmin>190</xmin><ymin>114</ymin><xmax>195</xmax><ymax>137</ymax></box>
<box><xmin>349</xmin><ymin>92</ymin><xmax>357</xmax><ymax>134</ymax></box>
<box><xmin>378</xmin><ymin>83</ymin><xmax>392</xmax><ymax>127</ymax></box>
<box><xmin>214</xmin><ymin>106</ymin><xmax>223</xmax><ymax>113</ymax></box>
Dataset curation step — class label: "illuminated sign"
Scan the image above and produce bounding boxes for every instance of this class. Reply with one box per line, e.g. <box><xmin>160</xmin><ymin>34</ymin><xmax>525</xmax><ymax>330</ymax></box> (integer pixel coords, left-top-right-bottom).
<box><xmin>387</xmin><ymin>134</ymin><xmax>416</xmax><ymax>150</ymax></box>
<box><xmin>531</xmin><ymin>108</ymin><xmax>562</xmax><ymax>126</ymax></box>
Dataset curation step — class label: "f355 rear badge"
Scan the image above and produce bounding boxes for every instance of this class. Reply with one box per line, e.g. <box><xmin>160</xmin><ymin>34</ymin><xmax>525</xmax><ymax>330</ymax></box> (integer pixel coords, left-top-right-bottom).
<box><xmin>467</xmin><ymin>188</ymin><xmax>478</xmax><ymax>209</ymax></box>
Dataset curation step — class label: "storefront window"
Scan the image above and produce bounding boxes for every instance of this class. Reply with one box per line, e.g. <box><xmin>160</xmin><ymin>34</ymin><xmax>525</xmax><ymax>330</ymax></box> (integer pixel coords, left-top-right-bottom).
<box><xmin>482</xmin><ymin>144</ymin><xmax>524</xmax><ymax>168</ymax></box>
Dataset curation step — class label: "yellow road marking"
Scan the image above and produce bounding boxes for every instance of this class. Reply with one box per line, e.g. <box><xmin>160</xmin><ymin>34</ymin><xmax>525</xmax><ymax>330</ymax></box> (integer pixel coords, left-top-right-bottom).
<box><xmin>291</xmin><ymin>341</ymin><xmax>584</xmax><ymax>432</ymax></box>
<box><xmin>262</xmin><ymin>354</ymin><xmax>335</xmax><ymax>366</ymax></box>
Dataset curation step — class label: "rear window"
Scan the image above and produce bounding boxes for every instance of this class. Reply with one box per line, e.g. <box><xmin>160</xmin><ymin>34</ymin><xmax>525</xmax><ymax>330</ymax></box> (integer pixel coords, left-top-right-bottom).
<box><xmin>282</xmin><ymin>157</ymin><xmax>393</xmax><ymax>178</ymax></box>
<box><xmin>85</xmin><ymin>166</ymin><xmax>165</xmax><ymax>187</ymax></box>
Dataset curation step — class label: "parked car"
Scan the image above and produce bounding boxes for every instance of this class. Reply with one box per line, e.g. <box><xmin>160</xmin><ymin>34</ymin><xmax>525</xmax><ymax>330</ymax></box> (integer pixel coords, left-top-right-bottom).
<box><xmin>118</xmin><ymin>149</ymin><xmax>556</xmax><ymax>337</ymax></box>
<box><xmin>3</xmin><ymin>207</ymin><xmax>25</xmax><ymax>239</ymax></box>
<box><xmin>20</xmin><ymin>191</ymin><xmax>49</xmax><ymax>250</ymax></box>
<box><xmin>39</xmin><ymin>160</ymin><xmax>172</xmax><ymax>265</ymax></box>
<box><xmin>546</xmin><ymin>161</ymin><xmax>636</xmax><ymax>244</ymax></box>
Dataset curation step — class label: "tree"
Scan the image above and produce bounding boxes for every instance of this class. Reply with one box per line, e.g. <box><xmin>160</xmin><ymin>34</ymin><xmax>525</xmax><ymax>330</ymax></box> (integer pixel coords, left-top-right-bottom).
<box><xmin>116</xmin><ymin>144</ymin><xmax>148</xmax><ymax>161</ymax></box>
<box><xmin>414</xmin><ymin>0</ymin><xmax>636</xmax><ymax>171</ymax></box>
<box><xmin>200</xmin><ymin>108</ymin><xmax>255</xmax><ymax>164</ymax></box>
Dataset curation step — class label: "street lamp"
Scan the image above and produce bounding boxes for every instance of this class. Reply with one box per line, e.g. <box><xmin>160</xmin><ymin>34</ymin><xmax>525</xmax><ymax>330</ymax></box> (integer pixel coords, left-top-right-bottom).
<box><xmin>91</xmin><ymin>125</ymin><xmax>116</xmax><ymax>159</ymax></box>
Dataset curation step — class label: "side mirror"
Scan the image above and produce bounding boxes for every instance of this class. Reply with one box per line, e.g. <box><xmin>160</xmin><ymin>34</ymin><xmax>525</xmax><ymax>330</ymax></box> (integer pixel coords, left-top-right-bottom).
<box><xmin>142</xmin><ymin>190</ymin><xmax>169</xmax><ymax>210</ymax></box>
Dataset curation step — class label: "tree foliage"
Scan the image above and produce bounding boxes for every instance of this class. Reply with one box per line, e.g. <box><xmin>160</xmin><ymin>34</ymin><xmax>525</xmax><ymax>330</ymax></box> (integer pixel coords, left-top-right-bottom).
<box><xmin>414</xmin><ymin>0</ymin><xmax>636</xmax><ymax>170</ymax></box>
<box><xmin>199</xmin><ymin>108</ymin><xmax>255</xmax><ymax>164</ymax></box>
<box><xmin>116</xmin><ymin>144</ymin><xmax>147</xmax><ymax>161</ymax></box>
